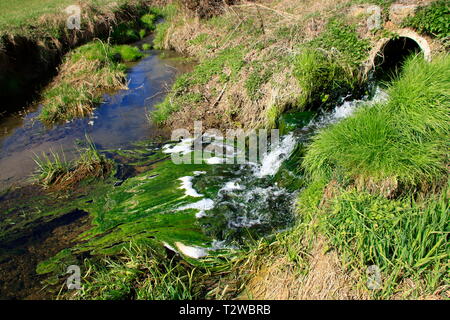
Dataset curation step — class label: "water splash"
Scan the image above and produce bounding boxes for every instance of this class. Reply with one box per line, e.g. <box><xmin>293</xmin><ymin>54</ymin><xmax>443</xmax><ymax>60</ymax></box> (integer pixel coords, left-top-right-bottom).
<box><xmin>255</xmin><ymin>133</ymin><xmax>297</xmax><ymax>178</ymax></box>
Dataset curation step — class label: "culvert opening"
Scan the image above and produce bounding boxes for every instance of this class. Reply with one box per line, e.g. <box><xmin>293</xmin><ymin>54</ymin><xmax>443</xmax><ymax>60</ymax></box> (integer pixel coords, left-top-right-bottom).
<box><xmin>374</xmin><ymin>37</ymin><xmax>422</xmax><ymax>82</ymax></box>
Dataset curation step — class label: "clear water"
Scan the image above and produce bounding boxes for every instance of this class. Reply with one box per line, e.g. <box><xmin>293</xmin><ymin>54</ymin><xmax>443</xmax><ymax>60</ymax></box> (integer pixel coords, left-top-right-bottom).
<box><xmin>0</xmin><ymin>49</ymin><xmax>193</xmax><ymax>189</ymax></box>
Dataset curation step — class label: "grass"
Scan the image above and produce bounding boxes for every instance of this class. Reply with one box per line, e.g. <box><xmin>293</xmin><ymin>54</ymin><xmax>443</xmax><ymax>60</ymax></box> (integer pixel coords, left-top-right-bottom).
<box><xmin>290</xmin><ymin>54</ymin><xmax>450</xmax><ymax>299</ymax></box>
<box><xmin>303</xmin><ymin>54</ymin><xmax>450</xmax><ymax>189</ymax></box>
<box><xmin>39</xmin><ymin>40</ymin><xmax>147</xmax><ymax>122</ymax></box>
<box><xmin>0</xmin><ymin>0</ymin><xmax>148</xmax><ymax>34</ymax></box>
<box><xmin>148</xmin><ymin>1</ymin><xmax>378</xmax><ymax>129</ymax></box>
<box><xmin>33</xmin><ymin>135</ymin><xmax>112</xmax><ymax>188</ymax></box>
<box><xmin>293</xmin><ymin>19</ymin><xmax>371</xmax><ymax>109</ymax></box>
<box><xmin>33</xmin><ymin>149</ymin><xmax>72</xmax><ymax>187</ymax></box>
<box><xmin>151</xmin><ymin>45</ymin><xmax>246</xmax><ymax>125</ymax></box>
<box><xmin>151</xmin><ymin>3</ymin><xmax>179</xmax><ymax>50</ymax></box>
<box><xmin>113</xmin><ymin>45</ymin><xmax>143</xmax><ymax>62</ymax></box>
<box><xmin>402</xmin><ymin>0</ymin><xmax>450</xmax><ymax>39</ymax></box>
<box><xmin>0</xmin><ymin>0</ymin><xmax>75</xmax><ymax>31</ymax></box>
<box><xmin>320</xmin><ymin>188</ymin><xmax>449</xmax><ymax>298</ymax></box>
<box><xmin>72</xmin><ymin>244</ymin><xmax>208</xmax><ymax>300</ymax></box>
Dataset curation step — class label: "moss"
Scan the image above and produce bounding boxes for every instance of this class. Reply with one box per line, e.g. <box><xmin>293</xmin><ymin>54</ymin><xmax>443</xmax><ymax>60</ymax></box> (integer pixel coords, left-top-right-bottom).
<box><xmin>278</xmin><ymin>111</ymin><xmax>315</xmax><ymax>135</ymax></box>
<box><xmin>113</xmin><ymin>45</ymin><xmax>143</xmax><ymax>62</ymax></box>
<box><xmin>37</xmin><ymin>142</ymin><xmax>218</xmax><ymax>274</ymax></box>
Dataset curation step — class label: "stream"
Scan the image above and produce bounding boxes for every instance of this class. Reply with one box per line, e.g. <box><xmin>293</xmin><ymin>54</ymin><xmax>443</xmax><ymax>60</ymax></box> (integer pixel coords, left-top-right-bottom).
<box><xmin>0</xmin><ymin>47</ymin><xmax>193</xmax><ymax>190</ymax></box>
<box><xmin>0</xmin><ymin>37</ymin><xmax>387</xmax><ymax>299</ymax></box>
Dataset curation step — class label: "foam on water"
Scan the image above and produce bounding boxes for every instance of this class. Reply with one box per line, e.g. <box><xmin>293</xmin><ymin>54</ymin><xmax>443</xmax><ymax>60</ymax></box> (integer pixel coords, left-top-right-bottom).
<box><xmin>178</xmin><ymin>176</ymin><xmax>203</xmax><ymax>197</ymax></box>
<box><xmin>163</xmin><ymin>87</ymin><xmax>389</xmax><ymax>250</ymax></box>
<box><xmin>255</xmin><ymin>133</ymin><xmax>297</xmax><ymax>178</ymax></box>
<box><xmin>176</xmin><ymin>198</ymin><xmax>215</xmax><ymax>218</ymax></box>
<box><xmin>163</xmin><ymin>138</ymin><xmax>193</xmax><ymax>155</ymax></box>
<box><xmin>309</xmin><ymin>86</ymin><xmax>388</xmax><ymax>129</ymax></box>
<box><xmin>175</xmin><ymin>242</ymin><xmax>209</xmax><ymax>258</ymax></box>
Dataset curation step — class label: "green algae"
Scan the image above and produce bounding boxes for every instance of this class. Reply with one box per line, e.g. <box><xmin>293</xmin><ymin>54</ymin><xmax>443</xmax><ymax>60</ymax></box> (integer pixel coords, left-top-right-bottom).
<box><xmin>278</xmin><ymin>111</ymin><xmax>315</xmax><ymax>135</ymax></box>
<box><xmin>36</xmin><ymin>143</ymin><xmax>220</xmax><ymax>275</ymax></box>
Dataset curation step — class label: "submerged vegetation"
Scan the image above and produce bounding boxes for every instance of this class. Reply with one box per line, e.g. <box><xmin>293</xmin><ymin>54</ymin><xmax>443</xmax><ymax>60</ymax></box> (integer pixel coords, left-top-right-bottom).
<box><xmin>0</xmin><ymin>0</ymin><xmax>449</xmax><ymax>302</ymax></box>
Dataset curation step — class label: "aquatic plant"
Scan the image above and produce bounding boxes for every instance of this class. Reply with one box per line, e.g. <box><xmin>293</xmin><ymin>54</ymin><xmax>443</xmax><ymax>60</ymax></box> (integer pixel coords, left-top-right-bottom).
<box><xmin>33</xmin><ymin>135</ymin><xmax>112</xmax><ymax>188</ymax></box>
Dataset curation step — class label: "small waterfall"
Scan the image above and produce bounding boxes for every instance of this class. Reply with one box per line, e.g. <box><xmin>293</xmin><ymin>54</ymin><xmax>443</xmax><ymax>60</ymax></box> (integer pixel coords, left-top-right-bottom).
<box><xmin>167</xmin><ymin>86</ymin><xmax>389</xmax><ymax>247</ymax></box>
<box><xmin>307</xmin><ymin>86</ymin><xmax>388</xmax><ymax>129</ymax></box>
<box><xmin>255</xmin><ymin>133</ymin><xmax>297</xmax><ymax>178</ymax></box>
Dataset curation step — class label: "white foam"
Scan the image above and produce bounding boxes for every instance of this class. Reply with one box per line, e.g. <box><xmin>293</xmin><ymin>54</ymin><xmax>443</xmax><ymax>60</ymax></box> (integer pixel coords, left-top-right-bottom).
<box><xmin>220</xmin><ymin>181</ymin><xmax>243</xmax><ymax>192</ymax></box>
<box><xmin>175</xmin><ymin>242</ymin><xmax>209</xmax><ymax>259</ymax></box>
<box><xmin>205</xmin><ymin>156</ymin><xmax>224</xmax><ymax>164</ymax></box>
<box><xmin>210</xmin><ymin>239</ymin><xmax>238</xmax><ymax>250</ymax></box>
<box><xmin>256</xmin><ymin>133</ymin><xmax>297</xmax><ymax>178</ymax></box>
<box><xmin>163</xmin><ymin>242</ymin><xmax>177</xmax><ymax>253</ymax></box>
<box><xmin>163</xmin><ymin>138</ymin><xmax>193</xmax><ymax>155</ymax></box>
<box><xmin>176</xmin><ymin>198</ymin><xmax>215</xmax><ymax>218</ymax></box>
<box><xmin>178</xmin><ymin>176</ymin><xmax>202</xmax><ymax>197</ymax></box>
<box><xmin>309</xmin><ymin>86</ymin><xmax>388</xmax><ymax>129</ymax></box>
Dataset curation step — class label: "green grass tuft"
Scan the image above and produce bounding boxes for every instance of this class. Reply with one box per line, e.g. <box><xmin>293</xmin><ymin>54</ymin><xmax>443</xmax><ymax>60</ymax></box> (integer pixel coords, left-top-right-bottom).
<box><xmin>303</xmin><ymin>54</ymin><xmax>450</xmax><ymax>188</ymax></box>
<box><xmin>113</xmin><ymin>45</ymin><xmax>143</xmax><ymax>62</ymax></box>
<box><xmin>293</xmin><ymin>19</ymin><xmax>370</xmax><ymax>109</ymax></box>
<box><xmin>320</xmin><ymin>188</ymin><xmax>449</xmax><ymax>298</ymax></box>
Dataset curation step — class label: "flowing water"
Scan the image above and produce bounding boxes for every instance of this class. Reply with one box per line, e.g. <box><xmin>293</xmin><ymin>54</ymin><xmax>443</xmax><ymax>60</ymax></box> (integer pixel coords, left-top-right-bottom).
<box><xmin>163</xmin><ymin>86</ymin><xmax>388</xmax><ymax>250</ymax></box>
<box><xmin>0</xmin><ymin>48</ymin><xmax>193</xmax><ymax>190</ymax></box>
<box><xmin>0</xmin><ymin>38</ymin><xmax>387</xmax><ymax>298</ymax></box>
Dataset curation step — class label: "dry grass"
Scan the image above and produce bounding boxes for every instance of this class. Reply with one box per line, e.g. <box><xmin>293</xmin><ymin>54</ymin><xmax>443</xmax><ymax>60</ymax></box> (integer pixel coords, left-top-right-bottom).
<box><xmin>152</xmin><ymin>0</ymin><xmax>374</xmax><ymax>130</ymax></box>
<box><xmin>241</xmin><ymin>236</ymin><xmax>368</xmax><ymax>300</ymax></box>
<box><xmin>39</xmin><ymin>41</ymin><xmax>128</xmax><ymax>123</ymax></box>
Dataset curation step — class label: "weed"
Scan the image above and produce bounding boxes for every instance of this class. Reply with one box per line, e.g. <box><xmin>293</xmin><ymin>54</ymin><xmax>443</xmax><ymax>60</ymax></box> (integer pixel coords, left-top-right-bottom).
<box><xmin>33</xmin><ymin>150</ymin><xmax>71</xmax><ymax>187</ymax></box>
<box><xmin>113</xmin><ymin>45</ymin><xmax>143</xmax><ymax>62</ymax></box>
<box><xmin>303</xmin><ymin>54</ymin><xmax>450</xmax><ymax>189</ymax></box>
<box><xmin>321</xmin><ymin>189</ymin><xmax>449</xmax><ymax>298</ymax></box>
<box><xmin>402</xmin><ymin>0</ymin><xmax>450</xmax><ymax>39</ymax></box>
<box><xmin>33</xmin><ymin>135</ymin><xmax>112</xmax><ymax>188</ymax></box>
<box><xmin>40</xmin><ymin>40</ymin><xmax>128</xmax><ymax>122</ymax></box>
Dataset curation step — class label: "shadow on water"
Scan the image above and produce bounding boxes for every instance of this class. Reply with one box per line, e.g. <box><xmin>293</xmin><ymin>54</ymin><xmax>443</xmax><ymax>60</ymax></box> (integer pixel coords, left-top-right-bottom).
<box><xmin>0</xmin><ymin>209</ymin><xmax>90</xmax><ymax>300</ymax></box>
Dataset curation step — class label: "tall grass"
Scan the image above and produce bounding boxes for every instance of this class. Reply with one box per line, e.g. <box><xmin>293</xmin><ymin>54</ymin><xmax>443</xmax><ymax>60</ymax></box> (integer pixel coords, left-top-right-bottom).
<box><xmin>39</xmin><ymin>40</ymin><xmax>148</xmax><ymax>122</ymax></box>
<box><xmin>33</xmin><ymin>149</ymin><xmax>72</xmax><ymax>187</ymax></box>
<box><xmin>303</xmin><ymin>54</ymin><xmax>450</xmax><ymax>188</ymax></box>
<box><xmin>293</xmin><ymin>19</ymin><xmax>370</xmax><ymax>109</ymax></box>
<box><xmin>33</xmin><ymin>135</ymin><xmax>111</xmax><ymax>188</ymax></box>
<box><xmin>71</xmin><ymin>243</ymin><xmax>212</xmax><ymax>300</ymax></box>
<box><xmin>321</xmin><ymin>188</ymin><xmax>449</xmax><ymax>298</ymax></box>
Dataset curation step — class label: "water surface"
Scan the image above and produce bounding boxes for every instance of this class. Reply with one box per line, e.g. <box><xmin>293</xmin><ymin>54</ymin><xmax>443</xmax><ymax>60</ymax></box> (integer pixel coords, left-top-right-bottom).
<box><xmin>0</xmin><ymin>50</ymin><xmax>193</xmax><ymax>189</ymax></box>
